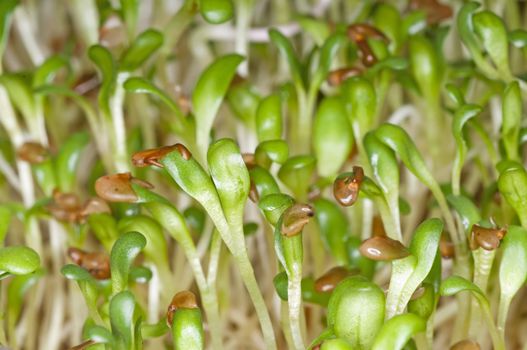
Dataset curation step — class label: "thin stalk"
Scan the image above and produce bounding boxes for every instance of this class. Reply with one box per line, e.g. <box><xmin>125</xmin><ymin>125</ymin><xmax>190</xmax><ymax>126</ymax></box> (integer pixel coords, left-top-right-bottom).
<box><xmin>497</xmin><ymin>295</ymin><xmax>511</xmax><ymax>342</ymax></box>
<box><xmin>234</xmin><ymin>251</ymin><xmax>277</xmax><ymax>350</ymax></box>
<box><xmin>287</xmin><ymin>260</ymin><xmax>304</xmax><ymax>350</ymax></box>
<box><xmin>480</xmin><ymin>300</ymin><xmax>505</xmax><ymax>350</ymax></box>
<box><xmin>110</xmin><ymin>73</ymin><xmax>130</xmax><ymax>173</ymax></box>
<box><xmin>469</xmin><ymin>250</ymin><xmax>496</xmax><ymax>341</ymax></box>
<box><xmin>235</xmin><ymin>0</ymin><xmax>253</xmax><ymax>77</ymax></box>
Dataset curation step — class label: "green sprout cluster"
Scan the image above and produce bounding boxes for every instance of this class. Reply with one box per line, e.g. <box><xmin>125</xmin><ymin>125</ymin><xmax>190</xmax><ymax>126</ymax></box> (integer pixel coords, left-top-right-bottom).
<box><xmin>0</xmin><ymin>0</ymin><xmax>527</xmax><ymax>349</ymax></box>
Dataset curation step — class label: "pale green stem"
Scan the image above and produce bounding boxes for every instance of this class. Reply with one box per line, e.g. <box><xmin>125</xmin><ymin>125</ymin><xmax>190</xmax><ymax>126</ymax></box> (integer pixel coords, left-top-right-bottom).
<box><xmin>111</xmin><ymin>73</ymin><xmax>130</xmax><ymax>172</ymax></box>
<box><xmin>469</xmin><ymin>250</ymin><xmax>495</xmax><ymax>340</ymax></box>
<box><xmin>235</xmin><ymin>0</ymin><xmax>253</xmax><ymax>77</ymax></box>
<box><xmin>287</xmin><ymin>262</ymin><xmax>304</xmax><ymax>350</ymax></box>
<box><xmin>234</xmin><ymin>252</ymin><xmax>277</xmax><ymax>350</ymax></box>
<box><xmin>207</xmin><ymin>207</ymin><xmax>277</xmax><ymax>349</ymax></box>
<box><xmin>497</xmin><ymin>295</ymin><xmax>511</xmax><ymax>342</ymax></box>
<box><xmin>480</xmin><ymin>300</ymin><xmax>505</xmax><ymax>350</ymax></box>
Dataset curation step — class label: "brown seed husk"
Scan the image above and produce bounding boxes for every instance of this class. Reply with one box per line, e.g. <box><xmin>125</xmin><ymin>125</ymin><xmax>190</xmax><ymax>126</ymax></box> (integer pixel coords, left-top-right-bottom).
<box><xmin>17</xmin><ymin>142</ymin><xmax>49</xmax><ymax>164</ymax></box>
<box><xmin>95</xmin><ymin>172</ymin><xmax>153</xmax><ymax>203</ymax></box>
<box><xmin>440</xmin><ymin>234</ymin><xmax>455</xmax><ymax>259</ymax></box>
<box><xmin>359</xmin><ymin>236</ymin><xmax>410</xmax><ymax>261</ymax></box>
<box><xmin>167</xmin><ymin>291</ymin><xmax>199</xmax><ymax>326</ymax></box>
<box><xmin>281</xmin><ymin>204</ymin><xmax>314</xmax><ymax>237</ymax></box>
<box><xmin>327</xmin><ymin>67</ymin><xmax>362</xmax><ymax>86</ymax></box>
<box><xmin>314</xmin><ymin>266</ymin><xmax>352</xmax><ymax>293</ymax></box>
<box><xmin>471</xmin><ymin>224</ymin><xmax>507</xmax><ymax>251</ymax></box>
<box><xmin>333</xmin><ymin>166</ymin><xmax>364</xmax><ymax>206</ymax></box>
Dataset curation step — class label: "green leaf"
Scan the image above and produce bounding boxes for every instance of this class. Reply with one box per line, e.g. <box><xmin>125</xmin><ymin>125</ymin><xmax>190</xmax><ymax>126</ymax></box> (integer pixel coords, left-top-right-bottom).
<box><xmin>120</xmin><ymin>29</ymin><xmax>164</xmax><ymax>71</ymax></box>
<box><xmin>497</xmin><ymin>162</ymin><xmax>527</xmax><ymax>227</ymax></box>
<box><xmin>86</xmin><ymin>325</ymin><xmax>114</xmax><ymax>344</ymax></box>
<box><xmin>0</xmin><ymin>0</ymin><xmax>17</xmax><ymax>59</ymax></box>
<box><xmin>227</xmin><ymin>81</ymin><xmax>261</xmax><ymax>125</ymax></box>
<box><xmin>269</xmin><ymin>29</ymin><xmax>305</xmax><ymax>89</ymax></box>
<box><xmin>313</xmin><ymin>97</ymin><xmax>353</xmax><ymax>178</ymax></box>
<box><xmin>371</xmin><ymin>313</ymin><xmax>426</xmax><ymax>350</ymax></box>
<box><xmin>301</xmin><ymin>277</ymin><xmax>331</xmax><ymax>306</ymax></box>
<box><xmin>55</xmin><ymin>132</ymin><xmax>90</xmax><ymax>192</ymax></box>
<box><xmin>408</xmin><ymin>35</ymin><xmax>441</xmax><ymax>102</ymax></box>
<box><xmin>110</xmin><ymin>291</ymin><xmax>136</xmax><ymax>349</ymax></box>
<box><xmin>345</xmin><ymin>77</ymin><xmax>377</xmax><ymax>138</ymax></box>
<box><xmin>297</xmin><ymin>16</ymin><xmax>330</xmax><ymax>46</ymax></box>
<box><xmin>501</xmin><ymin>81</ymin><xmax>521</xmax><ymax>161</ymax></box>
<box><xmin>372</xmin><ymin>3</ymin><xmax>401</xmax><ymax>52</ymax></box>
<box><xmin>258</xmin><ymin>193</ymin><xmax>294</xmax><ymax>226</ymax></box>
<box><xmin>250</xmin><ymin>166</ymin><xmax>280</xmax><ymax>199</ymax></box>
<box><xmin>33</xmin><ymin>55</ymin><xmax>68</xmax><ymax>87</ymax></box>
<box><xmin>499</xmin><ymin>225</ymin><xmax>527</xmax><ymax>302</ymax></box>
<box><xmin>374</xmin><ymin>124</ymin><xmax>440</xmax><ymax>200</ymax></box>
<box><xmin>0</xmin><ymin>205</ymin><xmax>11</xmax><ymax>244</ymax></box>
<box><xmin>193</xmin><ymin>54</ymin><xmax>244</xmax><ymax>160</ymax></box>
<box><xmin>88</xmin><ymin>44</ymin><xmax>116</xmax><ymax>117</ymax></box>
<box><xmin>451</xmin><ymin>104</ymin><xmax>481</xmax><ymax>194</ymax></box>
<box><xmin>445</xmin><ymin>84</ymin><xmax>465</xmax><ymax>108</ymax></box>
<box><xmin>321</xmin><ymin>338</ymin><xmax>354</xmax><ymax>350</ymax></box>
<box><xmin>255</xmin><ymin>140</ymin><xmax>289</xmax><ymax>168</ymax></box>
<box><xmin>200</xmin><ymin>0</ymin><xmax>233</xmax><ymax>24</ymax></box>
<box><xmin>110</xmin><ymin>231</ymin><xmax>147</xmax><ymax>294</ymax></box>
<box><xmin>447</xmin><ymin>194</ymin><xmax>481</xmax><ymax>232</ymax></box>
<box><xmin>386</xmin><ymin>219</ymin><xmax>443</xmax><ymax>318</ymax></box>
<box><xmin>273</xmin><ymin>271</ymin><xmax>288</xmax><ymax>301</ymax></box>
<box><xmin>123</xmin><ymin>77</ymin><xmax>184</xmax><ymax>116</ymax></box>
<box><xmin>120</xmin><ymin>0</ymin><xmax>139</xmax><ymax>38</ymax></box>
<box><xmin>256</xmin><ymin>94</ymin><xmax>282</xmax><ymax>142</ymax></box>
<box><xmin>171</xmin><ymin>308</ymin><xmax>204</xmax><ymax>349</ymax></box>
<box><xmin>207</xmin><ymin>139</ymin><xmax>250</xmax><ymax>223</ymax></box>
<box><xmin>7</xmin><ymin>269</ymin><xmax>44</xmax><ymax>330</ymax></box>
<box><xmin>440</xmin><ymin>275</ymin><xmax>486</xmax><ymax>299</ymax></box>
<box><xmin>407</xmin><ymin>283</ymin><xmax>435</xmax><ymax>320</ymax></box>
<box><xmin>88</xmin><ymin>213</ymin><xmax>119</xmax><ymax>252</ymax></box>
<box><xmin>313</xmin><ymin>198</ymin><xmax>349</xmax><ymax>265</ymax></box>
<box><xmin>0</xmin><ymin>74</ymin><xmax>36</xmax><ymax>121</ymax></box>
<box><xmin>473</xmin><ymin>10</ymin><xmax>511</xmax><ymax>77</ymax></box>
<box><xmin>327</xmin><ymin>276</ymin><xmax>385</xmax><ymax>349</ymax></box>
<box><xmin>364</xmin><ymin>131</ymin><xmax>400</xmax><ymax>239</ymax></box>
<box><xmin>61</xmin><ymin>264</ymin><xmax>96</xmax><ymax>282</ymax></box>
<box><xmin>278</xmin><ymin>155</ymin><xmax>316</xmax><ymax>199</ymax></box>
<box><xmin>312</xmin><ymin>34</ymin><xmax>347</xmax><ymax>90</ymax></box>
<box><xmin>509</xmin><ymin>29</ymin><xmax>527</xmax><ymax>48</ymax></box>
<box><xmin>118</xmin><ymin>215</ymin><xmax>168</xmax><ymax>269</ymax></box>
<box><xmin>0</xmin><ymin>246</ymin><xmax>40</xmax><ymax>276</ymax></box>
<box><xmin>129</xmin><ymin>266</ymin><xmax>152</xmax><ymax>283</ymax></box>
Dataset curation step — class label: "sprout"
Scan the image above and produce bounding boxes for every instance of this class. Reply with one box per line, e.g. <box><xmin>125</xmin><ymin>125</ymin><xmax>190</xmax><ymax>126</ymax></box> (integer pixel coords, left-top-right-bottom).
<box><xmin>16</xmin><ymin>141</ymin><xmax>49</xmax><ymax>164</ymax></box>
<box><xmin>333</xmin><ymin>166</ymin><xmax>364</xmax><ymax>206</ymax></box>
<box><xmin>131</xmin><ymin>144</ymin><xmax>191</xmax><ymax>167</ymax></box>
<box><xmin>280</xmin><ymin>203</ymin><xmax>314</xmax><ymax>237</ymax></box>
<box><xmin>314</xmin><ymin>266</ymin><xmax>353</xmax><ymax>293</ymax></box>
<box><xmin>95</xmin><ymin>173</ymin><xmax>153</xmax><ymax>203</ymax></box>
<box><xmin>359</xmin><ymin>236</ymin><xmax>410</xmax><ymax>261</ymax></box>
<box><xmin>68</xmin><ymin>247</ymin><xmax>110</xmax><ymax>280</ymax></box>
<box><xmin>469</xmin><ymin>224</ymin><xmax>506</xmax><ymax>251</ymax></box>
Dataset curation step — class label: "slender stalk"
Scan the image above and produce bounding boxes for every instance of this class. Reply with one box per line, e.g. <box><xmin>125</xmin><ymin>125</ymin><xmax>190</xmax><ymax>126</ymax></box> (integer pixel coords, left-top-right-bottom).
<box><xmin>287</xmin><ymin>265</ymin><xmax>304</xmax><ymax>350</ymax></box>
<box><xmin>234</xmin><ymin>252</ymin><xmax>277</xmax><ymax>350</ymax></box>
<box><xmin>111</xmin><ymin>73</ymin><xmax>130</xmax><ymax>173</ymax></box>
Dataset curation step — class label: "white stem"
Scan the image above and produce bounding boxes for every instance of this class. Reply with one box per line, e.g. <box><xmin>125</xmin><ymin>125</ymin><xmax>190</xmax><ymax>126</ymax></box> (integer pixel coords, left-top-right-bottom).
<box><xmin>0</xmin><ymin>152</ymin><xmax>20</xmax><ymax>190</ymax></box>
<box><xmin>13</xmin><ymin>6</ymin><xmax>46</xmax><ymax>65</ymax></box>
<box><xmin>111</xmin><ymin>72</ymin><xmax>130</xmax><ymax>172</ymax></box>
